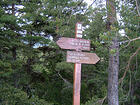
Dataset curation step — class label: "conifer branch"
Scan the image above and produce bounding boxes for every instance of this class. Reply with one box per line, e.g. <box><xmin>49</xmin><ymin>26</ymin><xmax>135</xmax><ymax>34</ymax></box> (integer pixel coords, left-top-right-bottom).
<box><xmin>84</xmin><ymin>0</ymin><xmax>97</xmax><ymax>14</ymax></box>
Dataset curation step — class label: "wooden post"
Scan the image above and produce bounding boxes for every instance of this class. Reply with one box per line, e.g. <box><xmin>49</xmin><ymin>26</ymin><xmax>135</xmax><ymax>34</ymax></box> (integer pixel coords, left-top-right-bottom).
<box><xmin>73</xmin><ymin>63</ymin><xmax>81</xmax><ymax>105</ymax></box>
<box><xmin>73</xmin><ymin>22</ymin><xmax>82</xmax><ymax>105</ymax></box>
<box><xmin>56</xmin><ymin>22</ymin><xmax>100</xmax><ymax>105</ymax></box>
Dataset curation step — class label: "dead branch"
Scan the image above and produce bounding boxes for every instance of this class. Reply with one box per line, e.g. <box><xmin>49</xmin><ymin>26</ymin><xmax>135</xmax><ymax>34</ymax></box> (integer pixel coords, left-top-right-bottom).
<box><xmin>119</xmin><ymin>47</ymin><xmax>140</xmax><ymax>84</ymax></box>
<box><xmin>120</xmin><ymin>36</ymin><xmax>140</xmax><ymax>50</ymax></box>
<box><xmin>96</xmin><ymin>47</ymin><xmax>140</xmax><ymax>105</ymax></box>
<box><xmin>93</xmin><ymin>95</ymin><xmax>107</xmax><ymax>105</ymax></box>
<box><xmin>101</xmin><ymin>96</ymin><xmax>107</xmax><ymax>105</ymax></box>
<box><xmin>84</xmin><ymin>0</ymin><xmax>97</xmax><ymax>14</ymax></box>
<box><xmin>121</xmin><ymin>36</ymin><xmax>140</xmax><ymax>45</ymax></box>
<box><xmin>57</xmin><ymin>72</ymin><xmax>72</xmax><ymax>88</ymax></box>
<box><xmin>130</xmin><ymin>37</ymin><xmax>140</xmax><ymax>42</ymax></box>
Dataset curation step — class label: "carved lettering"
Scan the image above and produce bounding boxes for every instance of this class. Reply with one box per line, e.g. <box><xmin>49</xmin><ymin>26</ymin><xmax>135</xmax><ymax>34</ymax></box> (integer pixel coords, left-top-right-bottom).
<box><xmin>67</xmin><ymin>51</ymin><xmax>100</xmax><ymax>64</ymax></box>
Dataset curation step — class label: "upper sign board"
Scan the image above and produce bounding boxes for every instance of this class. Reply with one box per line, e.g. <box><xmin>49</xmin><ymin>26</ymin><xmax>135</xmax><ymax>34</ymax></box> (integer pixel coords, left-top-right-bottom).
<box><xmin>56</xmin><ymin>37</ymin><xmax>90</xmax><ymax>51</ymax></box>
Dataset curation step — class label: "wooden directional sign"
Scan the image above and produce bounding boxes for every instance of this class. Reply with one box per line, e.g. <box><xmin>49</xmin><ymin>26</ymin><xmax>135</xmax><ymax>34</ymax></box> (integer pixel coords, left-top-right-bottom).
<box><xmin>67</xmin><ymin>51</ymin><xmax>100</xmax><ymax>64</ymax></box>
<box><xmin>56</xmin><ymin>37</ymin><xmax>90</xmax><ymax>51</ymax></box>
<box><xmin>56</xmin><ymin>22</ymin><xmax>100</xmax><ymax>105</ymax></box>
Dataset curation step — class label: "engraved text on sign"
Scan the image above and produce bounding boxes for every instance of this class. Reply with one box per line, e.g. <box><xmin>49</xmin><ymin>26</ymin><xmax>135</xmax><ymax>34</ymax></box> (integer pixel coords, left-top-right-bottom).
<box><xmin>56</xmin><ymin>37</ymin><xmax>90</xmax><ymax>51</ymax></box>
<box><xmin>67</xmin><ymin>51</ymin><xmax>100</xmax><ymax>64</ymax></box>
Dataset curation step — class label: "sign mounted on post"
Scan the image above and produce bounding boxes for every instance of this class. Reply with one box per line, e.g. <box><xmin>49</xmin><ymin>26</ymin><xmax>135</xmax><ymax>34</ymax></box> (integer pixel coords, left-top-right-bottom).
<box><xmin>76</xmin><ymin>22</ymin><xmax>83</xmax><ymax>38</ymax></box>
<box><xmin>67</xmin><ymin>51</ymin><xmax>100</xmax><ymax>64</ymax></box>
<box><xmin>56</xmin><ymin>37</ymin><xmax>90</xmax><ymax>51</ymax></box>
<box><xmin>56</xmin><ymin>22</ymin><xmax>100</xmax><ymax>105</ymax></box>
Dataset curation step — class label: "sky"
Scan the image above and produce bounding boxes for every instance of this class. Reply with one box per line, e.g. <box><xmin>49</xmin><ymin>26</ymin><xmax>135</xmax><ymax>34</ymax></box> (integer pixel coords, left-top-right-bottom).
<box><xmin>84</xmin><ymin>0</ymin><xmax>93</xmax><ymax>6</ymax></box>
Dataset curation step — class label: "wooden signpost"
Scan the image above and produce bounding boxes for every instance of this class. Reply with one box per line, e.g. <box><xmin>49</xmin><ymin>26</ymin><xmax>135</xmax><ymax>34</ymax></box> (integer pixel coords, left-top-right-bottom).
<box><xmin>57</xmin><ymin>22</ymin><xmax>100</xmax><ymax>105</ymax></box>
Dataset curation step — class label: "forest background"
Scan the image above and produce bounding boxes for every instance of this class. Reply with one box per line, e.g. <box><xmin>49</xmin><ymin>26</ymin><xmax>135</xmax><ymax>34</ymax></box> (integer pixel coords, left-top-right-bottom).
<box><xmin>0</xmin><ymin>0</ymin><xmax>140</xmax><ymax>105</ymax></box>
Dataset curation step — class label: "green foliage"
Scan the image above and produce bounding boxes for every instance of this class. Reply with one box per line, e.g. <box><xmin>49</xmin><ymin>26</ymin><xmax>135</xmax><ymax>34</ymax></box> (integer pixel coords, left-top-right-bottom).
<box><xmin>0</xmin><ymin>60</ymin><xmax>13</xmax><ymax>77</ymax></box>
<box><xmin>0</xmin><ymin>15</ymin><xmax>17</xmax><ymax>25</ymax></box>
<box><xmin>0</xmin><ymin>83</ymin><xmax>53</xmax><ymax>105</ymax></box>
<box><xmin>0</xmin><ymin>0</ymin><xmax>140</xmax><ymax>105</ymax></box>
<box><xmin>110</xmin><ymin>48</ymin><xmax>117</xmax><ymax>54</ymax></box>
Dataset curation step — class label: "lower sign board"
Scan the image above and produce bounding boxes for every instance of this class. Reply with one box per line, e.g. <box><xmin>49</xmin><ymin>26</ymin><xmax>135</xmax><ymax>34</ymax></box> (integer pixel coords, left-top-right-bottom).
<box><xmin>66</xmin><ymin>51</ymin><xmax>100</xmax><ymax>64</ymax></box>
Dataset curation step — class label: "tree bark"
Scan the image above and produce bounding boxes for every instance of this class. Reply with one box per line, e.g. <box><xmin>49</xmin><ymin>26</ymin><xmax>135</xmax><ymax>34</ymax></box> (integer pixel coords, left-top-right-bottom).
<box><xmin>106</xmin><ymin>0</ymin><xmax>119</xmax><ymax>105</ymax></box>
<box><xmin>108</xmin><ymin>38</ymin><xmax>119</xmax><ymax>105</ymax></box>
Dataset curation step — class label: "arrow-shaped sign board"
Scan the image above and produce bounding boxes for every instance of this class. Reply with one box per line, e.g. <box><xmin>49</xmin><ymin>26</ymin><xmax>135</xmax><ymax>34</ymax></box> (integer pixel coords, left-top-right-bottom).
<box><xmin>66</xmin><ymin>51</ymin><xmax>100</xmax><ymax>64</ymax></box>
<box><xmin>57</xmin><ymin>37</ymin><xmax>90</xmax><ymax>51</ymax></box>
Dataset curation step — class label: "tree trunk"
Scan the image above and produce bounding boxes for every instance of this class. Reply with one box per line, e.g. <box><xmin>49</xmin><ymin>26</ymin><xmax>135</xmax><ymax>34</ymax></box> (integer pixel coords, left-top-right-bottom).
<box><xmin>106</xmin><ymin>0</ymin><xmax>119</xmax><ymax>105</ymax></box>
<box><xmin>108</xmin><ymin>38</ymin><xmax>119</xmax><ymax>105</ymax></box>
<box><xmin>12</xmin><ymin>47</ymin><xmax>16</xmax><ymax>61</ymax></box>
<box><xmin>12</xmin><ymin>3</ymin><xmax>18</xmax><ymax>88</ymax></box>
<box><xmin>12</xmin><ymin>3</ymin><xmax>16</xmax><ymax>61</ymax></box>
